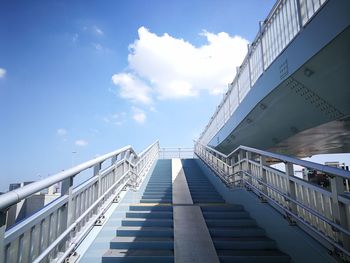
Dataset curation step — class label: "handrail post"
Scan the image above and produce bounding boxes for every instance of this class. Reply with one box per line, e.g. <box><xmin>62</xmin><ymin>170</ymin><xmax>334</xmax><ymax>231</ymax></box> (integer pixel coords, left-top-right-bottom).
<box><xmin>0</xmin><ymin>211</ymin><xmax>6</xmax><ymax>263</ymax></box>
<box><xmin>60</xmin><ymin>175</ymin><xmax>75</xmax><ymax>249</ymax></box>
<box><xmin>285</xmin><ymin>162</ymin><xmax>297</xmax><ymax>224</ymax></box>
<box><xmin>94</xmin><ymin>162</ymin><xmax>102</xmax><ymax>197</ymax></box>
<box><xmin>295</xmin><ymin>0</ymin><xmax>304</xmax><ymax>30</ymax></box>
<box><xmin>330</xmin><ymin>176</ymin><xmax>350</xmax><ymax>252</ymax></box>
<box><xmin>259</xmin><ymin>155</ymin><xmax>268</xmax><ymax>201</ymax></box>
<box><xmin>245</xmin><ymin>151</ymin><xmax>253</xmax><ymax>188</ymax></box>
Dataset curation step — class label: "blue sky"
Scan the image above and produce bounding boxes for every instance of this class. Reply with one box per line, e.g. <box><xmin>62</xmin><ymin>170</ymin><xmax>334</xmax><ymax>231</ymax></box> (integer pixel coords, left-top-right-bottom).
<box><xmin>1</xmin><ymin>0</ymin><xmax>280</xmax><ymax>190</ymax></box>
<box><xmin>0</xmin><ymin>1</ymin><xmax>348</xmax><ymax>192</ymax></box>
<box><xmin>2</xmin><ymin>0</ymin><xmax>343</xmax><ymax>193</ymax></box>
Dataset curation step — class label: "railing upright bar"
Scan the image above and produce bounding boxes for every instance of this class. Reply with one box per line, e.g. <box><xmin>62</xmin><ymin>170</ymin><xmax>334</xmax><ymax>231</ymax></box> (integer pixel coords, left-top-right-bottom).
<box><xmin>0</xmin><ymin>212</ymin><xmax>5</xmax><ymax>263</ymax></box>
<box><xmin>330</xmin><ymin>176</ymin><xmax>350</xmax><ymax>250</ymax></box>
<box><xmin>195</xmin><ymin>142</ymin><xmax>350</xmax><ymax>260</ymax></box>
<box><xmin>285</xmin><ymin>162</ymin><xmax>298</xmax><ymax>223</ymax></box>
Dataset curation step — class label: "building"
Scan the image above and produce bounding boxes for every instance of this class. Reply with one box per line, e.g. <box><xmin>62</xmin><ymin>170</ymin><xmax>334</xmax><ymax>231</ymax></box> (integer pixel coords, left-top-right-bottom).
<box><xmin>6</xmin><ymin>182</ymin><xmax>60</xmax><ymax>228</ymax></box>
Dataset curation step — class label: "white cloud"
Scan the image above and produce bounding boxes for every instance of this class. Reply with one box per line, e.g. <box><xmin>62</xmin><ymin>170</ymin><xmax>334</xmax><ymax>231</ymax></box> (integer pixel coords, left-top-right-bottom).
<box><xmin>132</xmin><ymin>107</ymin><xmax>146</xmax><ymax>124</ymax></box>
<box><xmin>93</xmin><ymin>25</ymin><xmax>104</xmax><ymax>36</ymax></box>
<box><xmin>72</xmin><ymin>33</ymin><xmax>79</xmax><ymax>43</ymax></box>
<box><xmin>57</xmin><ymin>128</ymin><xmax>67</xmax><ymax>136</ymax></box>
<box><xmin>92</xmin><ymin>43</ymin><xmax>103</xmax><ymax>51</ymax></box>
<box><xmin>112</xmin><ymin>73</ymin><xmax>152</xmax><ymax>105</ymax></box>
<box><xmin>103</xmin><ymin>112</ymin><xmax>126</xmax><ymax>126</ymax></box>
<box><xmin>75</xmin><ymin>139</ymin><xmax>88</xmax><ymax>147</ymax></box>
<box><xmin>111</xmin><ymin>27</ymin><xmax>248</xmax><ymax>103</ymax></box>
<box><xmin>0</xmin><ymin>68</ymin><xmax>6</xmax><ymax>78</ymax></box>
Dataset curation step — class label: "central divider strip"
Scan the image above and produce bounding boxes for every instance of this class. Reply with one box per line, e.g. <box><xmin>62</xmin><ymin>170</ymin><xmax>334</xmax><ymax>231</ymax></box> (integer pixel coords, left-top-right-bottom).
<box><xmin>172</xmin><ymin>158</ymin><xmax>193</xmax><ymax>204</ymax></box>
<box><xmin>172</xmin><ymin>158</ymin><xmax>220</xmax><ymax>263</ymax></box>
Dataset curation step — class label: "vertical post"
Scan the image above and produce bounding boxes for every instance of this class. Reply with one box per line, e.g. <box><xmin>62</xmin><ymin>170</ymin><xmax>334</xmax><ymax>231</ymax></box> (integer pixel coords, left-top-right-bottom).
<box><xmin>61</xmin><ymin>176</ymin><xmax>75</xmax><ymax>238</ymax></box>
<box><xmin>285</xmin><ymin>162</ymin><xmax>297</xmax><ymax>224</ymax></box>
<box><xmin>0</xmin><ymin>211</ymin><xmax>6</xmax><ymax>263</ymax></box>
<box><xmin>111</xmin><ymin>155</ymin><xmax>117</xmax><ymax>165</ymax></box>
<box><xmin>330</xmin><ymin>176</ymin><xmax>350</xmax><ymax>251</ymax></box>
<box><xmin>295</xmin><ymin>0</ymin><xmax>304</xmax><ymax>30</ymax></box>
<box><xmin>238</xmin><ymin>150</ymin><xmax>245</xmax><ymax>186</ymax></box>
<box><xmin>247</xmin><ymin>44</ymin><xmax>252</xmax><ymax>89</ymax></box>
<box><xmin>259</xmin><ymin>21</ymin><xmax>265</xmax><ymax>71</ymax></box>
<box><xmin>94</xmin><ymin>163</ymin><xmax>102</xmax><ymax>197</ymax></box>
<box><xmin>246</xmin><ymin>151</ymin><xmax>253</xmax><ymax>187</ymax></box>
<box><xmin>236</xmin><ymin>68</ymin><xmax>241</xmax><ymax>104</ymax></box>
<box><xmin>259</xmin><ymin>155</ymin><xmax>268</xmax><ymax>201</ymax></box>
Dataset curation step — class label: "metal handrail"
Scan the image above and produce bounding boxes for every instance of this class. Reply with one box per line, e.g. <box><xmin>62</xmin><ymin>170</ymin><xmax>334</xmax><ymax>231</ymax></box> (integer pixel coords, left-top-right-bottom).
<box><xmin>202</xmin><ymin>143</ymin><xmax>350</xmax><ymax>179</ymax></box>
<box><xmin>195</xmin><ymin>142</ymin><xmax>350</xmax><ymax>259</ymax></box>
<box><xmin>1</xmin><ymin>141</ymin><xmax>160</xmax><ymax>263</ymax></box>
<box><xmin>241</xmin><ymin>170</ymin><xmax>350</xmax><ymax>237</ymax></box>
<box><xmin>31</xmin><ymin>170</ymin><xmax>130</xmax><ymax>263</ymax></box>
<box><xmin>0</xmin><ymin>145</ymin><xmax>134</xmax><ymax>211</ymax></box>
<box><xmin>243</xmin><ymin>179</ymin><xmax>350</xmax><ymax>257</ymax></box>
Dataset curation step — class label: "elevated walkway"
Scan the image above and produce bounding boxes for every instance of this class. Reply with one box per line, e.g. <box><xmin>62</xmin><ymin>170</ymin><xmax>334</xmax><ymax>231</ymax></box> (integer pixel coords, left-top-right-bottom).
<box><xmin>199</xmin><ymin>0</ymin><xmax>350</xmax><ymax>157</ymax></box>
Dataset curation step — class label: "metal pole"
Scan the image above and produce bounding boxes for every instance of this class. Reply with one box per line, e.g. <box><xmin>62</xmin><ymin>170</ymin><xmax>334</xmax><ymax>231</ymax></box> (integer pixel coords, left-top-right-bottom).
<box><xmin>0</xmin><ymin>211</ymin><xmax>6</xmax><ymax>263</ymax></box>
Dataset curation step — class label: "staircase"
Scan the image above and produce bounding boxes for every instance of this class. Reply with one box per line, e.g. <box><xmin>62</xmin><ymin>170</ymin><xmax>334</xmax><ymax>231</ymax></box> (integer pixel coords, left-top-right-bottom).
<box><xmin>182</xmin><ymin>159</ymin><xmax>290</xmax><ymax>263</ymax></box>
<box><xmin>103</xmin><ymin>160</ymin><xmax>174</xmax><ymax>262</ymax></box>
<box><xmin>102</xmin><ymin>159</ymin><xmax>290</xmax><ymax>262</ymax></box>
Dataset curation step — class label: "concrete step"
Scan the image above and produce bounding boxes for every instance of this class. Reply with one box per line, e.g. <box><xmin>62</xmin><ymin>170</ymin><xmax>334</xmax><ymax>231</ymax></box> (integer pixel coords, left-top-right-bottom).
<box><xmin>188</xmin><ymin>186</ymin><xmax>215</xmax><ymax>190</ymax></box>
<box><xmin>202</xmin><ymin>211</ymin><xmax>249</xmax><ymax>219</ymax></box>
<box><xmin>129</xmin><ymin>205</ymin><xmax>173</xmax><ymax>212</ymax></box>
<box><xmin>144</xmin><ymin>189</ymin><xmax>173</xmax><ymax>193</ymax></box>
<box><xmin>206</xmin><ymin>219</ymin><xmax>256</xmax><ymax>227</ymax></box>
<box><xmin>140</xmin><ymin>199</ymin><xmax>172</xmax><ymax>203</ymax></box>
<box><xmin>142</xmin><ymin>194</ymin><xmax>172</xmax><ymax>198</ymax></box>
<box><xmin>125</xmin><ymin>211</ymin><xmax>173</xmax><ymax>219</ymax></box>
<box><xmin>142</xmin><ymin>195</ymin><xmax>172</xmax><ymax>199</ymax></box>
<box><xmin>145</xmin><ymin>187</ymin><xmax>172</xmax><ymax>191</ymax></box>
<box><xmin>200</xmin><ymin>205</ymin><xmax>244</xmax><ymax>211</ymax></box>
<box><xmin>192</xmin><ymin>199</ymin><xmax>225</xmax><ymax>203</ymax></box>
<box><xmin>213</xmin><ymin>237</ymin><xmax>277</xmax><ymax>250</ymax></box>
<box><xmin>143</xmin><ymin>193</ymin><xmax>172</xmax><ymax>196</ymax></box>
<box><xmin>145</xmin><ymin>184</ymin><xmax>171</xmax><ymax>186</ymax></box>
<box><xmin>217</xmin><ymin>249</ymin><xmax>290</xmax><ymax>263</ymax></box>
<box><xmin>209</xmin><ymin>227</ymin><xmax>265</xmax><ymax>237</ymax></box>
<box><xmin>190</xmin><ymin>193</ymin><xmax>222</xmax><ymax>197</ymax></box>
<box><xmin>110</xmin><ymin>237</ymin><xmax>174</xmax><ymax>249</ymax></box>
<box><xmin>122</xmin><ymin>218</ymin><xmax>173</xmax><ymax>227</ymax></box>
<box><xmin>102</xmin><ymin>249</ymin><xmax>174</xmax><ymax>263</ymax></box>
<box><xmin>116</xmin><ymin>226</ymin><xmax>174</xmax><ymax>237</ymax></box>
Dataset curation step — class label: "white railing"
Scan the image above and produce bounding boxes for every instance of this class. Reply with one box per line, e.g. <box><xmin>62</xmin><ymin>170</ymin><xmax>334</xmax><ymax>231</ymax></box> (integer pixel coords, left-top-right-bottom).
<box><xmin>159</xmin><ymin>148</ymin><xmax>194</xmax><ymax>159</ymax></box>
<box><xmin>195</xmin><ymin>142</ymin><xmax>350</xmax><ymax>260</ymax></box>
<box><xmin>198</xmin><ymin>0</ymin><xmax>328</xmax><ymax>145</ymax></box>
<box><xmin>0</xmin><ymin>141</ymin><xmax>159</xmax><ymax>263</ymax></box>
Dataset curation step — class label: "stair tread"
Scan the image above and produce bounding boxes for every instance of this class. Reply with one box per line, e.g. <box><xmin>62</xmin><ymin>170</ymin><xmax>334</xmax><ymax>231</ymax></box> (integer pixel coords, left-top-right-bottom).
<box><xmin>118</xmin><ymin>226</ymin><xmax>173</xmax><ymax>231</ymax></box>
<box><xmin>127</xmin><ymin>211</ymin><xmax>173</xmax><ymax>214</ymax></box>
<box><xmin>123</xmin><ymin>218</ymin><xmax>173</xmax><ymax>222</ymax></box>
<box><xmin>111</xmin><ymin>237</ymin><xmax>174</xmax><ymax>242</ymax></box>
<box><xmin>213</xmin><ymin>237</ymin><xmax>273</xmax><ymax>241</ymax></box>
<box><xmin>217</xmin><ymin>249</ymin><xmax>289</xmax><ymax>256</ymax></box>
<box><xmin>104</xmin><ymin>249</ymin><xmax>174</xmax><ymax>257</ymax></box>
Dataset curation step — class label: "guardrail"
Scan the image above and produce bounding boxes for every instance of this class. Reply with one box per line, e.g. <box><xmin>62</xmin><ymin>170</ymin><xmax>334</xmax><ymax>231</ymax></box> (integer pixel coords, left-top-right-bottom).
<box><xmin>159</xmin><ymin>148</ymin><xmax>194</xmax><ymax>159</ymax></box>
<box><xmin>198</xmin><ymin>0</ymin><xmax>328</xmax><ymax>145</ymax></box>
<box><xmin>195</xmin><ymin>142</ymin><xmax>350</xmax><ymax>260</ymax></box>
<box><xmin>0</xmin><ymin>141</ymin><xmax>159</xmax><ymax>263</ymax></box>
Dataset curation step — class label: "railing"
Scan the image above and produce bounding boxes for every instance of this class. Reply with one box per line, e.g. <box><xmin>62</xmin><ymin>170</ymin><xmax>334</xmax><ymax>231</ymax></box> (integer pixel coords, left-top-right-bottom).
<box><xmin>0</xmin><ymin>141</ymin><xmax>160</xmax><ymax>263</ymax></box>
<box><xmin>198</xmin><ymin>0</ymin><xmax>328</xmax><ymax>145</ymax></box>
<box><xmin>159</xmin><ymin>148</ymin><xmax>194</xmax><ymax>159</ymax></box>
<box><xmin>195</xmin><ymin>142</ymin><xmax>350</xmax><ymax>260</ymax></box>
